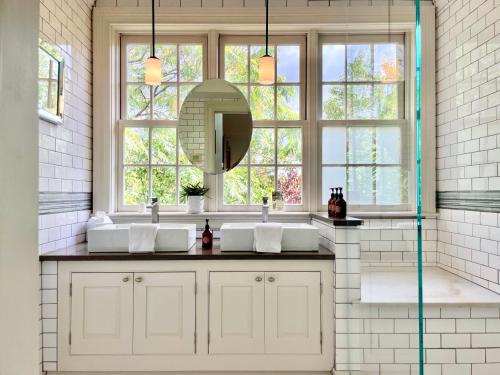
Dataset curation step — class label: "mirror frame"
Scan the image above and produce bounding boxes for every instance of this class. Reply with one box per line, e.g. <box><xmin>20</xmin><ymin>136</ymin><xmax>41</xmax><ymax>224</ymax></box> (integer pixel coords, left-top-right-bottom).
<box><xmin>38</xmin><ymin>42</ymin><xmax>64</xmax><ymax>125</ymax></box>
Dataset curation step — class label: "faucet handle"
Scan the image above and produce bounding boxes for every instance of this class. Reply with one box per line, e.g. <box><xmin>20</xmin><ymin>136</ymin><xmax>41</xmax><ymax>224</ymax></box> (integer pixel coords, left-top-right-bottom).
<box><xmin>151</xmin><ymin>197</ymin><xmax>158</xmax><ymax>204</ymax></box>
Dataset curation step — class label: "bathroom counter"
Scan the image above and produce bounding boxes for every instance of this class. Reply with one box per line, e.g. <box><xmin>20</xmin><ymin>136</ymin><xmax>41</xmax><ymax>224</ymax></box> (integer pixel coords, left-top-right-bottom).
<box><xmin>309</xmin><ymin>212</ymin><xmax>363</xmax><ymax>226</ymax></box>
<box><xmin>39</xmin><ymin>241</ymin><xmax>335</xmax><ymax>261</ymax></box>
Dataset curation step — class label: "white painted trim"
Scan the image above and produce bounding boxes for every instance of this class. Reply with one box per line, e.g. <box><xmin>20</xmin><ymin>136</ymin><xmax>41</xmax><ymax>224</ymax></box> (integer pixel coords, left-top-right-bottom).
<box><xmin>93</xmin><ymin>5</ymin><xmax>436</xmax><ymax>214</ymax></box>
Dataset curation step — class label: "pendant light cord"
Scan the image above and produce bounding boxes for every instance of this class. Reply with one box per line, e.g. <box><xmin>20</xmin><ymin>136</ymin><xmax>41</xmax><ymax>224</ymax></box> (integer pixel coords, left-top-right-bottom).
<box><xmin>265</xmin><ymin>0</ymin><xmax>269</xmax><ymax>56</ymax></box>
<box><xmin>151</xmin><ymin>0</ymin><xmax>156</xmax><ymax>57</ymax></box>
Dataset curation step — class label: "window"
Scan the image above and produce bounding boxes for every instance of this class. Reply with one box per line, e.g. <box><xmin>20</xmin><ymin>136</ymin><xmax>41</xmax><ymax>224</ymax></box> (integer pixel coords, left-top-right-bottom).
<box><xmin>319</xmin><ymin>34</ymin><xmax>410</xmax><ymax>210</ymax></box>
<box><xmin>119</xmin><ymin>35</ymin><xmax>207</xmax><ymax>210</ymax></box>
<box><xmin>219</xmin><ymin>36</ymin><xmax>306</xmax><ymax>209</ymax></box>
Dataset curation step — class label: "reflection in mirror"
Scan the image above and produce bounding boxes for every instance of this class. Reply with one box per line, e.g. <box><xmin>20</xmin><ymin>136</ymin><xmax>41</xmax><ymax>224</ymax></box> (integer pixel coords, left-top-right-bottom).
<box><xmin>38</xmin><ymin>43</ymin><xmax>64</xmax><ymax>124</ymax></box>
<box><xmin>179</xmin><ymin>79</ymin><xmax>253</xmax><ymax>174</ymax></box>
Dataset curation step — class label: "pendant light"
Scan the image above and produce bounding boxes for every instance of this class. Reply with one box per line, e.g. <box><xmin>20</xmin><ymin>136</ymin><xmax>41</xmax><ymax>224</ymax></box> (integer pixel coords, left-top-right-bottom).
<box><xmin>145</xmin><ymin>0</ymin><xmax>161</xmax><ymax>86</ymax></box>
<box><xmin>258</xmin><ymin>0</ymin><xmax>275</xmax><ymax>85</ymax></box>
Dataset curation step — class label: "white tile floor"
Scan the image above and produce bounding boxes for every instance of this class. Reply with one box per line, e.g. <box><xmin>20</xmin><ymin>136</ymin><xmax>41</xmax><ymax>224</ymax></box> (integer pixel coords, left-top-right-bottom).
<box><xmin>361</xmin><ymin>267</ymin><xmax>500</xmax><ymax>304</ymax></box>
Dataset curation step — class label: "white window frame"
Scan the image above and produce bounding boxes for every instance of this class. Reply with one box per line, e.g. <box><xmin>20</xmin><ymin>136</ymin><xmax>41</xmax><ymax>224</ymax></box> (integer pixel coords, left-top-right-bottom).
<box><xmin>117</xmin><ymin>34</ymin><xmax>208</xmax><ymax>211</ymax></box>
<box><xmin>318</xmin><ymin>33</ymin><xmax>413</xmax><ymax>212</ymax></box>
<box><xmin>217</xmin><ymin>35</ymin><xmax>308</xmax><ymax>212</ymax></box>
<box><xmin>93</xmin><ymin>6</ymin><xmax>436</xmax><ymax>215</ymax></box>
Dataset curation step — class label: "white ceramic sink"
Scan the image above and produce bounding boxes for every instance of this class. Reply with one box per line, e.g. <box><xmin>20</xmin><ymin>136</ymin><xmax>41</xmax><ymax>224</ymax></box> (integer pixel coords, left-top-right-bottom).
<box><xmin>220</xmin><ymin>223</ymin><xmax>319</xmax><ymax>251</ymax></box>
<box><xmin>87</xmin><ymin>223</ymin><xmax>196</xmax><ymax>252</ymax></box>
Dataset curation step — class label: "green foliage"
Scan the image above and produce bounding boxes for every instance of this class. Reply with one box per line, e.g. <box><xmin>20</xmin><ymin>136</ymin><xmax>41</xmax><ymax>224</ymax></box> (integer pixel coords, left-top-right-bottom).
<box><xmin>180</xmin><ymin>182</ymin><xmax>209</xmax><ymax>198</ymax></box>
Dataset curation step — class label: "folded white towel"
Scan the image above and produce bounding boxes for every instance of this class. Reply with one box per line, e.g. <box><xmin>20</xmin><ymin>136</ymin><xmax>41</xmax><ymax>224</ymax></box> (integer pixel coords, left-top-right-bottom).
<box><xmin>254</xmin><ymin>223</ymin><xmax>283</xmax><ymax>253</ymax></box>
<box><xmin>129</xmin><ymin>223</ymin><xmax>159</xmax><ymax>253</ymax></box>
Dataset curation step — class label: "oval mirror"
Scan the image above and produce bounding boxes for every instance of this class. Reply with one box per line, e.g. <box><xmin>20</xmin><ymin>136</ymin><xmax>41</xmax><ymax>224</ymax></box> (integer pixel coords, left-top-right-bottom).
<box><xmin>179</xmin><ymin>79</ymin><xmax>253</xmax><ymax>174</ymax></box>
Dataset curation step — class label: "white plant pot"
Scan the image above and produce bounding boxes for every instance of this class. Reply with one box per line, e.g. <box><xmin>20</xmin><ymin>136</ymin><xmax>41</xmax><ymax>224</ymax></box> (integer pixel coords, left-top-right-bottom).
<box><xmin>187</xmin><ymin>196</ymin><xmax>204</xmax><ymax>214</ymax></box>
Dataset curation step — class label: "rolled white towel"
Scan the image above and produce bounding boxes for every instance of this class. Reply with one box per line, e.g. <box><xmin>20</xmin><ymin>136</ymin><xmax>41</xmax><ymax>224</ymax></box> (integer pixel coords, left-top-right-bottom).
<box><xmin>129</xmin><ymin>223</ymin><xmax>159</xmax><ymax>253</ymax></box>
<box><xmin>254</xmin><ymin>223</ymin><xmax>283</xmax><ymax>253</ymax></box>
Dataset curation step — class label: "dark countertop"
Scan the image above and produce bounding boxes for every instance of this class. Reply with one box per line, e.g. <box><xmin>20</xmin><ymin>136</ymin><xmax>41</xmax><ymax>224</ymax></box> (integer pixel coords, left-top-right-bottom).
<box><xmin>39</xmin><ymin>241</ymin><xmax>335</xmax><ymax>261</ymax></box>
<box><xmin>309</xmin><ymin>213</ymin><xmax>363</xmax><ymax>226</ymax></box>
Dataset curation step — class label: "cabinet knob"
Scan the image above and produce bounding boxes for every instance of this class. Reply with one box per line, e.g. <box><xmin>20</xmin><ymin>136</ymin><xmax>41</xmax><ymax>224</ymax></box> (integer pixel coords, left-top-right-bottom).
<box><xmin>268</xmin><ymin>276</ymin><xmax>275</xmax><ymax>283</ymax></box>
<box><xmin>255</xmin><ymin>276</ymin><xmax>263</xmax><ymax>282</ymax></box>
<box><xmin>135</xmin><ymin>277</ymin><xmax>143</xmax><ymax>283</ymax></box>
<box><xmin>122</xmin><ymin>276</ymin><xmax>129</xmax><ymax>282</ymax></box>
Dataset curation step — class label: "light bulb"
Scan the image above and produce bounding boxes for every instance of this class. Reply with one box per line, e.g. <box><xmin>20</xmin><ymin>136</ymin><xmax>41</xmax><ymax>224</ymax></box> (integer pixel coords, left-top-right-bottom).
<box><xmin>258</xmin><ymin>55</ymin><xmax>275</xmax><ymax>85</ymax></box>
<box><xmin>145</xmin><ymin>56</ymin><xmax>161</xmax><ymax>86</ymax></box>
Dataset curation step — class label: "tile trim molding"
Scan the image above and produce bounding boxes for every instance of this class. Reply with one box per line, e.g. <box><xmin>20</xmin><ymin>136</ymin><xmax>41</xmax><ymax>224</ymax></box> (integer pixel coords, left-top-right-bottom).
<box><xmin>437</xmin><ymin>191</ymin><xmax>500</xmax><ymax>212</ymax></box>
<box><xmin>39</xmin><ymin>192</ymin><xmax>92</xmax><ymax>215</ymax></box>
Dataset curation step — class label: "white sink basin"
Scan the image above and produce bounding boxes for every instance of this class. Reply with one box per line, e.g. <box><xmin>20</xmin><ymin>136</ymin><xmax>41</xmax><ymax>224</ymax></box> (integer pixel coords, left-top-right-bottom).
<box><xmin>220</xmin><ymin>223</ymin><xmax>319</xmax><ymax>251</ymax></box>
<box><xmin>87</xmin><ymin>223</ymin><xmax>196</xmax><ymax>252</ymax></box>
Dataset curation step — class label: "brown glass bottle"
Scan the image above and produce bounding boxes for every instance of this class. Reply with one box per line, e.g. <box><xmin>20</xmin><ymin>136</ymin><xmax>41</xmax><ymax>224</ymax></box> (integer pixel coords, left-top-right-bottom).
<box><xmin>328</xmin><ymin>188</ymin><xmax>335</xmax><ymax>218</ymax></box>
<box><xmin>202</xmin><ymin>219</ymin><xmax>213</xmax><ymax>250</ymax></box>
<box><xmin>335</xmin><ymin>187</ymin><xmax>347</xmax><ymax>219</ymax></box>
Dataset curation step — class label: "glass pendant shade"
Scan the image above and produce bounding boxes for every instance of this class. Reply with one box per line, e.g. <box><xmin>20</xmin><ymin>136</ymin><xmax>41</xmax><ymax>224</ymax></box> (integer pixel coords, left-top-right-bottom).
<box><xmin>145</xmin><ymin>56</ymin><xmax>161</xmax><ymax>86</ymax></box>
<box><xmin>258</xmin><ymin>55</ymin><xmax>275</xmax><ymax>85</ymax></box>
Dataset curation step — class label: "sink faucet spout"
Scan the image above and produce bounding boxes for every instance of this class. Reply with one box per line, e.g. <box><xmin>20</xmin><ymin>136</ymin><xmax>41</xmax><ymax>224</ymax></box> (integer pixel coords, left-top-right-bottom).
<box><xmin>147</xmin><ymin>197</ymin><xmax>160</xmax><ymax>223</ymax></box>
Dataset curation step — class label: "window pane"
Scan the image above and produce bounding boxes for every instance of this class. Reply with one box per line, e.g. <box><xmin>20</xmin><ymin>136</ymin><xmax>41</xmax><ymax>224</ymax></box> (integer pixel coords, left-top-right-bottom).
<box><xmin>348</xmin><ymin>166</ymin><xmax>374</xmax><ymax>204</ymax></box>
<box><xmin>224</xmin><ymin>166</ymin><xmax>249</xmax><ymax>204</ymax></box>
<box><xmin>180</xmin><ymin>84</ymin><xmax>196</xmax><ymax>109</ymax></box>
<box><xmin>278</xmin><ymin>128</ymin><xmax>302</xmax><ymax>164</ymax></box>
<box><xmin>374</xmin><ymin>43</ymin><xmax>404</xmax><ymax>82</ymax></box>
<box><xmin>152</xmin><ymin>128</ymin><xmax>176</xmax><ymax>164</ymax></box>
<box><xmin>277</xmin><ymin>85</ymin><xmax>300</xmax><ymax>120</ymax></box>
<box><xmin>179</xmin><ymin>145</ymin><xmax>190</xmax><ymax>165</ymax></box>
<box><xmin>278</xmin><ymin>167</ymin><xmax>302</xmax><ymax>205</ymax></box>
<box><xmin>127</xmin><ymin>85</ymin><xmax>151</xmax><ymax>120</ymax></box>
<box><xmin>376</xmin><ymin>167</ymin><xmax>406</xmax><ymax>205</ymax></box>
<box><xmin>250</xmin><ymin>86</ymin><xmax>274</xmax><ymax>120</ymax></box>
<box><xmin>322</xmin><ymin>127</ymin><xmax>346</xmax><ymax>164</ymax></box>
<box><xmin>153</xmin><ymin>85</ymin><xmax>177</xmax><ymax>120</ymax></box>
<box><xmin>322</xmin><ymin>167</ymin><xmax>346</xmax><ymax>205</ymax></box>
<box><xmin>250</xmin><ymin>45</ymin><xmax>274</xmax><ymax>83</ymax></box>
<box><xmin>179</xmin><ymin>167</ymin><xmax>203</xmax><ymax>203</ymax></box>
<box><xmin>250</xmin><ymin>167</ymin><xmax>275</xmax><ymax>204</ymax></box>
<box><xmin>152</xmin><ymin>167</ymin><xmax>176</xmax><ymax>205</ymax></box>
<box><xmin>251</xmin><ymin>128</ymin><xmax>275</xmax><ymax>164</ymax></box>
<box><xmin>124</xmin><ymin>167</ymin><xmax>148</xmax><ymax>205</ymax></box>
<box><xmin>124</xmin><ymin>127</ymin><xmax>149</xmax><ymax>164</ymax></box>
<box><xmin>322</xmin><ymin>85</ymin><xmax>345</xmax><ymax>120</ymax></box>
<box><xmin>347</xmin><ymin>84</ymin><xmax>373</xmax><ymax>119</ymax></box>
<box><xmin>348</xmin><ymin>127</ymin><xmax>374</xmax><ymax>164</ymax></box>
<box><xmin>347</xmin><ymin>44</ymin><xmax>372</xmax><ymax>81</ymax></box>
<box><xmin>322</xmin><ymin>44</ymin><xmax>345</xmax><ymax>82</ymax></box>
<box><xmin>374</xmin><ymin>83</ymin><xmax>399</xmax><ymax>119</ymax></box>
<box><xmin>277</xmin><ymin>45</ymin><xmax>300</xmax><ymax>83</ymax></box>
<box><xmin>179</xmin><ymin>44</ymin><xmax>203</xmax><ymax>82</ymax></box>
<box><xmin>225</xmin><ymin>45</ymin><xmax>248</xmax><ymax>83</ymax></box>
<box><xmin>126</xmin><ymin>43</ymin><xmax>148</xmax><ymax>82</ymax></box>
<box><xmin>156</xmin><ymin>44</ymin><xmax>177</xmax><ymax>82</ymax></box>
<box><xmin>376</xmin><ymin>127</ymin><xmax>401</xmax><ymax>164</ymax></box>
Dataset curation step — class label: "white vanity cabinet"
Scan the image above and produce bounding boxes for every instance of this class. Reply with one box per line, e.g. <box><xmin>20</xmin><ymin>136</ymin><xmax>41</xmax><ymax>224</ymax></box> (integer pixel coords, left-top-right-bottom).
<box><xmin>56</xmin><ymin>259</ymin><xmax>333</xmax><ymax>373</ymax></box>
<box><xmin>209</xmin><ymin>271</ymin><xmax>321</xmax><ymax>355</ymax></box>
<box><xmin>69</xmin><ymin>272</ymin><xmax>196</xmax><ymax>356</ymax></box>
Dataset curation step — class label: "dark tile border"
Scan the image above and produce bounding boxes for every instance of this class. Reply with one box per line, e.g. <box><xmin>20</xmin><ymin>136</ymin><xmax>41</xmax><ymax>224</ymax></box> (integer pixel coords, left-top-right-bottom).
<box><xmin>39</xmin><ymin>192</ymin><xmax>92</xmax><ymax>215</ymax></box>
<box><xmin>437</xmin><ymin>191</ymin><xmax>500</xmax><ymax>213</ymax></box>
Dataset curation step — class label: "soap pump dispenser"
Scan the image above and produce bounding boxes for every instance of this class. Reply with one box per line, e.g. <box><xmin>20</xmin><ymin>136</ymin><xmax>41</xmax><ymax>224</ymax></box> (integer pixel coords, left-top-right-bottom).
<box><xmin>335</xmin><ymin>187</ymin><xmax>347</xmax><ymax>219</ymax></box>
<box><xmin>202</xmin><ymin>219</ymin><xmax>213</xmax><ymax>250</ymax></box>
<box><xmin>328</xmin><ymin>188</ymin><xmax>335</xmax><ymax>218</ymax></box>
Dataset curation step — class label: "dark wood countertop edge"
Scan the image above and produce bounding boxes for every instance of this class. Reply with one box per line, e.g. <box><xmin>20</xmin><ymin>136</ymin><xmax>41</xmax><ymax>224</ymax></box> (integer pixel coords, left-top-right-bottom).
<box><xmin>309</xmin><ymin>213</ymin><xmax>364</xmax><ymax>226</ymax></box>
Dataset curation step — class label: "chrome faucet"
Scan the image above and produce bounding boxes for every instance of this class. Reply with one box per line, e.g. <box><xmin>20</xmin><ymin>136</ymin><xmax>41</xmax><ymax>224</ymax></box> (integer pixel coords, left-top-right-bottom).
<box><xmin>262</xmin><ymin>196</ymin><xmax>269</xmax><ymax>223</ymax></box>
<box><xmin>147</xmin><ymin>197</ymin><xmax>159</xmax><ymax>223</ymax></box>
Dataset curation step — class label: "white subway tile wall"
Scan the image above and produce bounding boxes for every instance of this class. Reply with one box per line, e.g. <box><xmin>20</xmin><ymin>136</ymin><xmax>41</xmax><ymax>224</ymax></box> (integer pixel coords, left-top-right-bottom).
<box><xmin>435</xmin><ymin>0</ymin><xmax>500</xmax><ymax>296</ymax></box>
<box><xmin>39</xmin><ymin>0</ymin><xmax>93</xmax><ymax>253</ymax></box>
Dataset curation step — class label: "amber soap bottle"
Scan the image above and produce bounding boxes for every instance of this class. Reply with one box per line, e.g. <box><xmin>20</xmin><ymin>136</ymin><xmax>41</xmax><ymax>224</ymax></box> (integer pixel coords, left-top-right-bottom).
<box><xmin>202</xmin><ymin>219</ymin><xmax>213</xmax><ymax>250</ymax></box>
<box><xmin>335</xmin><ymin>187</ymin><xmax>347</xmax><ymax>219</ymax></box>
<box><xmin>328</xmin><ymin>188</ymin><xmax>335</xmax><ymax>218</ymax></box>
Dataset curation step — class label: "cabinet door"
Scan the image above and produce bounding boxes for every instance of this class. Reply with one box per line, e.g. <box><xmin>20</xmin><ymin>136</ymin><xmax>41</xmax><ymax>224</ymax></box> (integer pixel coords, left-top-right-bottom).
<box><xmin>209</xmin><ymin>272</ymin><xmax>265</xmax><ymax>354</ymax></box>
<box><xmin>265</xmin><ymin>272</ymin><xmax>321</xmax><ymax>354</ymax></box>
<box><xmin>70</xmin><ymin>272</ymin><xmax>133</xmax><ymax>355</ymax></box>
<box><xmin>133</xmin><ymin>272</ymin><xmax>196</xmax><ymax>354</ymax></box>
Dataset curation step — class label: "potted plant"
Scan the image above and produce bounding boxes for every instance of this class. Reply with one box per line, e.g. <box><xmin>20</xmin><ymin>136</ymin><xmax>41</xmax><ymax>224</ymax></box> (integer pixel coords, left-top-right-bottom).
<box><xmin>181</xmin><ymin>182</ymin><xmax>209</xmax><ymax>214</ymax></box>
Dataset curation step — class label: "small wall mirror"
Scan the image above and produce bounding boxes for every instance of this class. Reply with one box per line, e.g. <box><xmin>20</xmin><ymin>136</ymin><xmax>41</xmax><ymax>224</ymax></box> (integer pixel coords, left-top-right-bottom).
<box><xmin>38</xmin><ymin>43</ymin><xmax>64</xmax><ymax>124</ymax></box>
<box><xmin>179</xmin><ymin>79</ymin><xmax>253</xmax><ymax>174</ymax></box>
